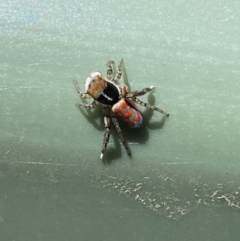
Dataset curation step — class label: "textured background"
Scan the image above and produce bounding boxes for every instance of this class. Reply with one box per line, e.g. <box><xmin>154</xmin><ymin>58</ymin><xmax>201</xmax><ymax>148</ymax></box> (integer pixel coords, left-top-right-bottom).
<box><xmin>1</xmin><ymin>0</ymin><xmax>240</xmax><ymax>240</ymax></box>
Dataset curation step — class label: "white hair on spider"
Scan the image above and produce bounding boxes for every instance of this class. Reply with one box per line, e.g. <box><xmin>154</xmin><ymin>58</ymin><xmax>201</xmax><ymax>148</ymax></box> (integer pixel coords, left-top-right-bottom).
<box><xmin>85</xmin><ymin>71</ymin><xmax>102</xmax><ymax>92</ymax></box>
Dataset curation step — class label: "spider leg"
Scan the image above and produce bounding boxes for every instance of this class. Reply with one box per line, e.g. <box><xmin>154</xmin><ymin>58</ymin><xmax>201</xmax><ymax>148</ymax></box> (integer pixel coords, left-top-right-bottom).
<box><xmin>73</xmin><ymin>79</ymin><xmax>97</xmax><ymax>109</ymax></box>
<box><xmin>126</xmin><ymin>86</ymin><xmax>154</xmax><ymax>98</ymax></box>
<box><xmin>106</xmin><ymin>60</ymin><xmax>115</xmax><ymax>81</ymax></box>
<box><xmin>113</xmin><ymin>59</ymin><xmax>123</xmax><ymax>83</ymax></box>
<box><xmin>112</xmin><ymin>117</ymin><xmax>132</xmax><ymax>157</ymax></box>
<box><xmin>73</xmin><ymin>79</ymin><xmax>91</xmax><ymax>99</ymax></box>
<box><xmin>75</xmin><ymin>100</ymin><xmax>97</xmax><ymax>109</ymax></box>
<box><xmin>100</xmin><ymin>106</ymin><xmax>111</xmax><ymax>159</ymax></box>
<box><xmin>132</xmin><ymin>97</ymin><xmax>169</xmax><ymax>116</ymax></box>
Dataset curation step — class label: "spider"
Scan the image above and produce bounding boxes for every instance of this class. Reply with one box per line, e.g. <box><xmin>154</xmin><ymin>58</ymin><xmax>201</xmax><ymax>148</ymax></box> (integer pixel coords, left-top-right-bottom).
<box><xmin>73</xmin><ymin>59</ymin><xmax>169</xmax><ymax>159</ymax></box>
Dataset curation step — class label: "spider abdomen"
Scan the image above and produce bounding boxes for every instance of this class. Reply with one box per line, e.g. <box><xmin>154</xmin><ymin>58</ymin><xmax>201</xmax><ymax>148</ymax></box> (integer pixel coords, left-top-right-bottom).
<box><xmin>112</xmin><ymin>99</ymin><xmax>143</xmax><ymax>128</ymax></box>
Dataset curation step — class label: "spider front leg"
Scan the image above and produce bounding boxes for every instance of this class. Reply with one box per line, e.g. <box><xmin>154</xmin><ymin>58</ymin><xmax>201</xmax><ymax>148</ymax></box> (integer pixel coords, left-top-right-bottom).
<box><xmin>73</xmin><ymin>79</ymin><xmax>97</xmax><ymax>109</ymax></box>
<box><xmin>112</xmin><ymin>117</ymin><xmax>131</xmax><ymax>157</ymax></box>
<box><xmin>106</xmin><ymin>60</ymin><xmax>115</xmax><ymax>81</ymax></box>
<box><xmin>73</xmin><ymin>79</ymin><xmax>91</xmax><ymax>99</ymax></box>
<box><xmin>113</xmin><ymin>59</ymin><xmax>123</xmax><ymax>83</ymax></box>
<box><xmin>100</xmin><ymin>106</ymin><xmax>111</xmax><ymax>159</ymax></box>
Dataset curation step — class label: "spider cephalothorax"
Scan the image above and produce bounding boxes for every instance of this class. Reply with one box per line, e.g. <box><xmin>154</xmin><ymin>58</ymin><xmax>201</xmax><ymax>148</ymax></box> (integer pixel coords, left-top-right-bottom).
<box><xmin>73</xmin><ymin>59</ymin><xmax>169</xmax><ymax>159</ymax></box>
<box><xmin>85</xmin><ymin>71</ymin><xmax>121</xmax><ymax>105</ymax></box>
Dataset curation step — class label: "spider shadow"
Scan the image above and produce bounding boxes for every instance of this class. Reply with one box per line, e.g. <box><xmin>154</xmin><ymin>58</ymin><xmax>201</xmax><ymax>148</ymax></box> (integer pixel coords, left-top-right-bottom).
<box><xmin>75</xmin><ymin>102</ymin><xmax>126</xmax><ymax>163</ymax></box>
<box><xmin>74</xmin><ymin>60</ymin><xmax>168</xmax><ymax>164</ymax></box>
<box><xmin>121</xmin><ymin>60</ymin><xmax>167</xmax><ymax>129</ymax></box>
<box><xmin>111</xmin><ymin>90</ymin><xmax>168</xmax><ymax>153</ymax></box>
<box><xmin>76</xmin><ymin>100</ymin><xmax>104</xmax><ymax>131</ymax></box>
<box><xmin>121</xmin><ymin>60</ymin><xmax>131</xmax><ymax>91</ymax></box>
<box><xmin>75</xmin><ymin>90</ymin><xmax>168</xmax><ymax>165</ymax></box>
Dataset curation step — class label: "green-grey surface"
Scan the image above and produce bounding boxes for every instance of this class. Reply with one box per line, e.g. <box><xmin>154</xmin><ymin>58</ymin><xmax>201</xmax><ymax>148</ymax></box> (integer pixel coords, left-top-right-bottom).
<box><xmin>0</xmin><ymin>0</ymin><xmax>240</xmax><ymax>240</ymax></box>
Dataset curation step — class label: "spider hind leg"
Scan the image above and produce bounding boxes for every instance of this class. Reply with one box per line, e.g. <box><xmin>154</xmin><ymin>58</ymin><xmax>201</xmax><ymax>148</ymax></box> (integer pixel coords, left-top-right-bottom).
<box><xmin>133</xmin><ymin>97</ymin><xmax>169</xmax><ymax>116</ymax></box>
<box><xmin>127</xmin><ymin>86</ymin><xmax>169</xmax><ymax>116</ymax></box>
<box><xmin>75</xmin><ymin>100</ymin><xmax>97</xmax><ymax>109</ymax></box>
<box><xmin>126</xmin><ymin>86</ymin><xmax>154</xmax><ymax>98</ymax></box>
<box><xmin>112</xmin><ymin>117</ymin><xmax>131</xmax><ymax>157</ymax></box>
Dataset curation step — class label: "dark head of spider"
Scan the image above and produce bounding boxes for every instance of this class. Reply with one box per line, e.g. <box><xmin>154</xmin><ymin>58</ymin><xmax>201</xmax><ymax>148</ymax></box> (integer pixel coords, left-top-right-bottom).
<box><xmin>86</xmin><ymin>73</ymin><xmax>121</xmax><ymax>105</ymax></box>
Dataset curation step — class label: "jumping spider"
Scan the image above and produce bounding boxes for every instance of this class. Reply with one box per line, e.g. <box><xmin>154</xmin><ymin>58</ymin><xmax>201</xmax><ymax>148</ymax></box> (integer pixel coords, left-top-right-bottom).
<box><xmin>73</xmin><ymin>59</ymin><xmax>169</xmax><ymax>159</ymax></box>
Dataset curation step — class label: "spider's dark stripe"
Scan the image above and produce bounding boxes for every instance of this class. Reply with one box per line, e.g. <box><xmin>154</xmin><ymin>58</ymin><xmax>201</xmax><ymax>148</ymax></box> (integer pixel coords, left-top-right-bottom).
<box><xmin>98</xmin><ymin>81</ymin><xmax>120</xmax><ymax>105</ymax></box>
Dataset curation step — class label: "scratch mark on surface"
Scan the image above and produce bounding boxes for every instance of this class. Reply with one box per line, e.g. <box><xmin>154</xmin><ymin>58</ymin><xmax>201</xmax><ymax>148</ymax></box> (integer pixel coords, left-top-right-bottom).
<box><xmin>0</xmin><ymin>161</ymin><xmax>79</xmax><ymax>167</ymax></box>
<box><xmin>0</xmin><ymin>129</ymin><xmax>17</xmax><ymax>137</ymax></box>
<box><xmin>102</xmin><ymin>174</ymin><xmax>117</xmax><ymax>179</ymax></box>
<box><xmin>161</xmin><ymin>161</ymin><xmax>203</xmax><ymax>165</ymax></box>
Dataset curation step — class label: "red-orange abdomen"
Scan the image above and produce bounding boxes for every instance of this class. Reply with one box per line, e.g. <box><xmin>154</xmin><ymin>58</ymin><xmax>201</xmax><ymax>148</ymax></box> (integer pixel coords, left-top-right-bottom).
<box><xmin>112</xmin><ymin>99</ymin><xmax>143</xmax><ymax>128</ymax></box>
